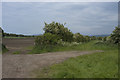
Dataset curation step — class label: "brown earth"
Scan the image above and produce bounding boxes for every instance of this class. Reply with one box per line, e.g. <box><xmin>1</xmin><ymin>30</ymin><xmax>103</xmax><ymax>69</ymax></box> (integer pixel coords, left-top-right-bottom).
<box><xmin>2</xmin><ymin>38</ymin><xmax>103</xmax><ymax>78</ymax></box>
<box><xmin>2</xmin><ymin>38</ymin><xmax>35</xmax><ymax>54</ymax></box>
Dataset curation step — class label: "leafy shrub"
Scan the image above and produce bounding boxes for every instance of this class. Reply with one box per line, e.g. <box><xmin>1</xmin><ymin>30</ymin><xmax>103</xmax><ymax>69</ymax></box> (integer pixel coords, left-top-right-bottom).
<box><xmin>73</xmin><ymin>33</ymin><xmax>90</xmax><ymax>43</ymax></box>
<box><xmin>33</xmin><ymin>22</ymin><xmax>94</xmax><ymax>54</ymax></box>
<box><xmin>43</xmin><ymin>22</ymin><xmax>74</xmax><ymax>42</ymax></box>
<box><xmin>35</xmin><ymin>33</ymin><xmax>60</xmax><ymax>49</ymax></box>
<box><xmin>102</xmin><ymin>37</ymin><xmax>107</xmax><ymax>42</ymax></box>
<box><xmin>90</xmin><ymin>36</ymin><xmax>97</xmax><ymax>40</ymax></box>
<box><xmin>97</xmin><ymin>37</ymin><xmax>103</xmax><ymax>40</ymax></box>
<box><xmin>110</xmin><ymin>26</ymin><xmax>120</xmax><ymax>44</ymax></box>
<box><xmin>73</xmin><ymin>33</ymin><xmax>84</xmax><ymax>42</ymax></box>
<box><xmin>84</xmin><ymin>36</ymin><xmax>91</xmax><ymax>42</ymax></box>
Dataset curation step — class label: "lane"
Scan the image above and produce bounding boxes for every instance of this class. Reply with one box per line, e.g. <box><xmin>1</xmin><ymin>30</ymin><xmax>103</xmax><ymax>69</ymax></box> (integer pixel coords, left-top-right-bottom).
<box><xmin>3</xmin><ymin>50</ymin><xmax>103</xmax><ymax>78</ymax></box>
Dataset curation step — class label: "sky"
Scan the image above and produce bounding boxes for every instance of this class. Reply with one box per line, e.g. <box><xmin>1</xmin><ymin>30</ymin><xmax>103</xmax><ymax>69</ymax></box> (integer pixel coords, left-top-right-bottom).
<box><xmin>1</xmin><ymin>0</ymin><xmax>120</xmax><ymax>2</ymax></box>
<box><xmin>2</xmin><ymin>2</ymin><xmax>118</xmax><ymax>35</ymax></box>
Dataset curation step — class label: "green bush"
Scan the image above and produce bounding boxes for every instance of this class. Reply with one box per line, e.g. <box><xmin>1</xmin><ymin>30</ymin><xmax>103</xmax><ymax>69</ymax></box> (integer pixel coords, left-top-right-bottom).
<box><xmin>73</xmin><ymin>33</ymin><xmax>84</xmax><ymax>42</ymax></box>
<box><xmin>33</xmin><ymin>22</ymin><xmax>97</xmax><ymax>54</ymax></box>
<box><xmin>90</xmin><ymin>36</ymin><xmax>97</xmax><ymax>40</ymax></box>
<box><xmin>110</xmin><ymin>26</ymin><xmax>120</xmax><ymax>44</ymax></box>
<box><xmin>102</xmin><ymin>37</ymin><xmax>107</xmax><ymax>42</ymax></box>
<box><xmin>43</xmin><ymin>22</ymin><xmax>74</xmax><ymax>42</ymax></box>
<box><xmin>73</xmin><ymin>33</ymin><xmax>90</xmax><ymax>43</ymax></box>
<box><xmin>35</xmin><ymin>33</ymin><xmax>60</xmax><ymax>49</ymax></box>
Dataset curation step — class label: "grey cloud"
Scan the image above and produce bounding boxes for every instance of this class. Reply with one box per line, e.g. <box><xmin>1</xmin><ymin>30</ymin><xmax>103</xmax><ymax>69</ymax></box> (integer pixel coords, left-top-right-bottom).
<box><xmin>2</xmin><ymin>2</ymin><xmax>118</xmax><ymax>35</ymax></box>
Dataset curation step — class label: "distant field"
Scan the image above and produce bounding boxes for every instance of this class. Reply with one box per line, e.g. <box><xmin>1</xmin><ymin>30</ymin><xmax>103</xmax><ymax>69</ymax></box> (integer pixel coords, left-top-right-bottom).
<box><xmin>4</xmin><ymin>36</ymin><xmax>33</xmax><ymax>38</ymax></box>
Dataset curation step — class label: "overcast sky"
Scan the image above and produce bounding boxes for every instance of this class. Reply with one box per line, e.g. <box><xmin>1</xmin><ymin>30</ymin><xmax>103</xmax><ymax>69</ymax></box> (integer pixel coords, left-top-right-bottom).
<box><xmin>2</xmin><ymin>2</ymin><xmax>118</xmax><ymax>35</ymax></box>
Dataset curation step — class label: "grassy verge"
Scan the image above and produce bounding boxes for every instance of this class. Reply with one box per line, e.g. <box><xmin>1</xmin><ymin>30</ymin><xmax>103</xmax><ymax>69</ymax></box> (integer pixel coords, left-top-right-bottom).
<box><xmin>33</xmin><ymin>41</ymin><xmax>118</xmax><ymax>78</ymax></box>
<box><xmin>30</xmin><ymin>40</ymin><xmax>117</xmax><ymax>54</ymax></box>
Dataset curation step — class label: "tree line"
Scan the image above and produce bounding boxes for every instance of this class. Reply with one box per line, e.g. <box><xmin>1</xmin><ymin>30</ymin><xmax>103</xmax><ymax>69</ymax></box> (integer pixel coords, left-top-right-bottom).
<box><xmin>35</xmin><ymin>22</ymin><xmax>91</xmax><ymax>47</ymax></box>
<box><xmin>0</xmin><ymin>22</ymin><xmax>119</xmax><ymax>45</ymax></box>
<box><xmin>3</xmin><ymin>33</ymin><xmax>34</xmax><ymax>37</ymax></box>
<box><xmin>0</xmin><ymin>27</ymin><xmax>34</xmax><ymax>37</ymax></box>
<box><xmin>35</xmin><ymin>22</ymin><xmax>120</xmax><ymax>49</ymax></box>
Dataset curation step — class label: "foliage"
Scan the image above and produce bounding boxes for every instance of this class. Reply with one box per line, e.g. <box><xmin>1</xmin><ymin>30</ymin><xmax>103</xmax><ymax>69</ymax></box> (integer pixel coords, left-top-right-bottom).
<box><xmin>84</xmin><ymin>36</ymin><xmax>91</xmax><ymax>42</ymax></box>
<box><xmin>90</xmin><ymin>36</ymin><xmax>97</xmax><ymax>40</ymax></box>
<box><xmin>34</xmin><ymin>33</ymin><xmax>60</xmax><ymax>52</ymax></box>
<box><xmin>73</xmin><ymin>33</ymin><xmax>84</xmax><ymax>42</ymax></box>
<box><xmin>34</xmin><ymin>22</ymin><xmax>93</xmax><ymax>54</ymax></box>
<box><xmin>35</xmin><ymin>33</ymin><xmax>60</xmax><ymax>46</ymax></box>
<box><xmin>34</xmin><ymin>22</ymin><xmax>118</xmax><ymax>54</ymax></box>
<box><xmin>110</xmin><ymin>26</ymin><xmax>120</xmax><ymax>44</ymax></box>
<box><xmin>102</xmin><ymin>37</ymin><xmax>107</xmax><ymax>42</ymax></box>
<box><xmin>0</xmin><ymin>27</ymin><xmax>3</xmax><ymax>37</ymax></box>
<box><xmin>43</xmin><ymin>22</ymin><xmax>74</xmax><ymax>42</ymax></box>
<box><xmin>73</xmin><ymin>33</ymin><xmax>90</xmax><ymax>42</ymax></box>
<box><xmin>97</xmin><ymin>37</ymin><xmax>103</xmax><ymax>40</ymax></box>
<box><xmin>106</xmin><ymin>36</ymin><xmax>112</xmax><ymax>42</ymax></box>
<box><xmin>2</xmin><ymin>44</ymin><xmax>8</xmax><ymax>53</ymax></box>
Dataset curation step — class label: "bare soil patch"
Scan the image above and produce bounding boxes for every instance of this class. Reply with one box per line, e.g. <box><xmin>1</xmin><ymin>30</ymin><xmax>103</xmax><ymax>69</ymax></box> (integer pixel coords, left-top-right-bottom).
<box><xmin>2</xmin><ymin>38</ymin><xmax>35</xmax><ymax>54</ymax></box>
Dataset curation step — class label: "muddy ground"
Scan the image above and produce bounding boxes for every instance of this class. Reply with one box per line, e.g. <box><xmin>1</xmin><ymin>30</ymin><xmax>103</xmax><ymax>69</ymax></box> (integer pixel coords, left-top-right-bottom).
<box><xmin>2</xmin><ymin>38</ymin><xmax>103</xmax><ymax>78</ymax></box>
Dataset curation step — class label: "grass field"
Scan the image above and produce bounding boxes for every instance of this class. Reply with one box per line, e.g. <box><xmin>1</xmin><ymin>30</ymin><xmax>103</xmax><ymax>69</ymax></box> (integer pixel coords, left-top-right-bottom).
<box><xmin>34</xmin><ymin>41</ymin><xmax>118</xmax><ymax>78</ymax></box>
<box><xmin>30</xmin><ymin>40</ymin><xmax>117</xmax><ymax>54</ymax></box>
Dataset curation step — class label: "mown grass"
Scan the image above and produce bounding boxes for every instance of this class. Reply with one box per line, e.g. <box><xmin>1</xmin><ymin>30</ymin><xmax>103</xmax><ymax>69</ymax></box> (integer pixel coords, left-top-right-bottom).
<box><xmin>33</xmin><ymin>41</ymin><xmax>118</xmax><ymax>78</ymax></box>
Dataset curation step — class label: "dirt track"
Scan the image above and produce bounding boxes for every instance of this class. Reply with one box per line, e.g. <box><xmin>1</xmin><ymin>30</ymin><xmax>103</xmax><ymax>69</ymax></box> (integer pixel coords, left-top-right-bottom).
<box><xmin>2</xmin><ymin>38</ymin><xmax>103</xmax><ymax>78</ymax></box>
